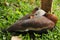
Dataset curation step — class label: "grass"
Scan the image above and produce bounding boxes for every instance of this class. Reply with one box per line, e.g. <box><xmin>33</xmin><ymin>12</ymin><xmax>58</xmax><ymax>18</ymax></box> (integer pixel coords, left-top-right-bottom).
<box><xmin>0</xmin><ymin>0</ymin><xmax>60</xmax><ymax>40</ymax></box>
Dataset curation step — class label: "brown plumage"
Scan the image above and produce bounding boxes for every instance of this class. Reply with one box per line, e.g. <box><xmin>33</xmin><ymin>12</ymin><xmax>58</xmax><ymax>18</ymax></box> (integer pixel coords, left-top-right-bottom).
<box><xmin>7</xmin><ymin>16</ymin><xmax>55</xmax><ymax>32</ymax></box>
<box><xmin>3</xmin><ymin>8</ymin><xmax>58</xmax><ymax>36</ymax></box>
<box><xmin>44</xmin><ymin>13</ymin><xmax>58</xmax><ymax>24</ymax></box>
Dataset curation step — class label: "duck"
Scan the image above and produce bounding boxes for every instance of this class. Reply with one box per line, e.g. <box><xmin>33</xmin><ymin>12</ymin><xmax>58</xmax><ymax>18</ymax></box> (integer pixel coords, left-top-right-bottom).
<box><xmin>3</xmin><ymin>7</ymin><xmax>57</xmax><ymax>34</ymax></box>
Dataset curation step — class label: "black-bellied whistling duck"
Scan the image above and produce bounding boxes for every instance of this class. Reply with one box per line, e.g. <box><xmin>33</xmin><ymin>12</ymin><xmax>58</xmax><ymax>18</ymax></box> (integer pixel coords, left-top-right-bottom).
<box><xmin>2</xmin><ymin>8</ymin><xmax>58</xmax><ymax>40</ymax></box>
<box><xmin>2</xmin><ymin>7</ymin><xmax>58</xmax><ymax>40</ymax></box>
<box><xmin>4</xmin><ymin>7</ymin><xmax>57</xmax><ymax>33</ymax></box>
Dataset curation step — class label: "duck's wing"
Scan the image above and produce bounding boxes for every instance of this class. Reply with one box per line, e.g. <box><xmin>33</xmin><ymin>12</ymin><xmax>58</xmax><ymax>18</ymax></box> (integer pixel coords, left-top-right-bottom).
<box><xmin>7</xmin><ymin>16</ymin><xmax>55</xmax><ymax>32</ymax></box>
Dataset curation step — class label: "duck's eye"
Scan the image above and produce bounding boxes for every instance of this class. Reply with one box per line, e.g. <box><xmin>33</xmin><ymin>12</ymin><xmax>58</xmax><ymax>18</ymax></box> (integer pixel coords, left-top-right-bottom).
<box><xmin>35</xmin><ymin>14</ymin><xmax>38</xmax><ymax>15</ymax></box>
